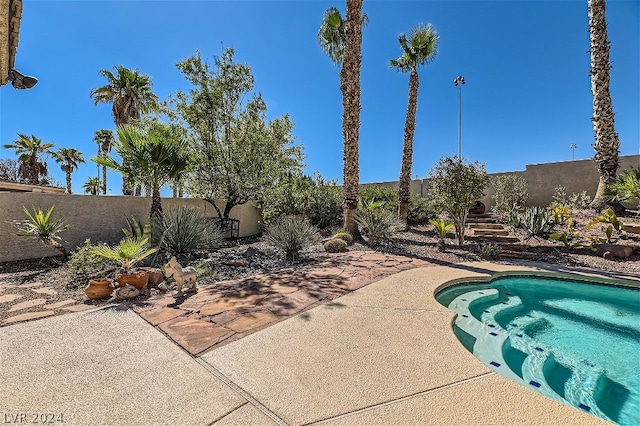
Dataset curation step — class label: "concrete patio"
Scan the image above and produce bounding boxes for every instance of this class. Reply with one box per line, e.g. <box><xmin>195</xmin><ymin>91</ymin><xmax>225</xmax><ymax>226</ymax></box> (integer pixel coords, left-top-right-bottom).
<box><xmin>0</xmin><ymin>263</ymin><xmax>607</xmax><ymax>425</ymax></box>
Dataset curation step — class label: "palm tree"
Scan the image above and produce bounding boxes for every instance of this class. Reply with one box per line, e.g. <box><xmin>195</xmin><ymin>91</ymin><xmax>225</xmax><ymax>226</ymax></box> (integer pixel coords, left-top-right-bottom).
<box><xmin>587</xmin><ymin>0</ymin><xmax>620</xmax><ymax>210</ymax></box>
<box><xmin>318</xmin><ymin>1</ymin><xmax>365</xmax><ymax>237</ymax></box>
<box><xmin>89</xmin><ymin>65</ymin><xmax>160</xmax><ymax>195</ymax></box>
<box><xmin>390</xmin><ymin>23</ymin><xmax>439</xmax><ymax>226</ymax></box>
<box><xmin>52</xmin><ymin>148</ymin><xmax>85</xmax><ymax>194</ymax></box>
<box><xmin>2</xmin><ymin>134</ymin><xmax>54</xmax><ymax>184</ymax></box>
<box><xmin>83</xmin><ymin>177</ymin><xmax>102</xmax><ymax>195</ymax></box>
<box><xmin>95</xmin><ymin>122</ymin><xmax>190</xmax><ymax>219</ymax></box>
<box><xmin>93</xmin><ymin>129</ymin><xmax>115</xmax><ymax>195</ymax></box>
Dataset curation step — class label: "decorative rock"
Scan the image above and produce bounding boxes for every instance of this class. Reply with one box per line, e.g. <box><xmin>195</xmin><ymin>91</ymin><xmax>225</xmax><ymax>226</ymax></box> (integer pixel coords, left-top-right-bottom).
<box><xmin>144</xmin><ymin>268</ymin><xmax>165</xmax><ymax>288</ymax></box>
<box><xmin>243</xmin><ymin>246</ymin><xmax>262</xmax><ymax>259</ymax></box>
<box><xmin>595</xmin><ymin>244</ymin><xmax>634</xmax><ymax>259</ymax></box>
<box><xmin>139</xmin><ymin>287</ymin><xmax>151</xmax><ymax>297</ymax></box>
<box><xmin>115</xmin><ymin>284</ymin><xmax>140</xmax><ymax>300</ymax></box>
<box><xmin>158</xmin><ymin>282</ymin><xmax>169</xmax><ymax>292</ymax></box>
<box><xmin>224</xmin><ymin>260</ymin><xmax>250</xmax><ymax>267</ymax></box>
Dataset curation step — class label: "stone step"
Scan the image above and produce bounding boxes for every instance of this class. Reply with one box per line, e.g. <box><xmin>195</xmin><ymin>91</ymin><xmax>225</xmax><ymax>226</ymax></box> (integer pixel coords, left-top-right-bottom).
<box><xmin>468</xmin><ymin>235</ymin><xmax>520</xmax><ymax>243</ymax></box>
<box><xmin>466</xmin><ymin>217</ymin><xmax>499</xmax><ymax>224</ymax></box>
<box><xmin>499</xmin><ymin>250</ymin><xmax>537</xmax><ymax>260</ymax></box>
<box><xmin>468</xmin><ymin>223</ymin><xmax>504</xmax><ymax>230</ymax></box>
<box><xmin>472</xmin><ymin>229</ymin><xmax>510</xmax><ymax>236</ymax></box>
<box><xmin>467</xmin><ymin>213</ymin><xmax>495</xmax><ymax>219</ymax></box>
<box><xmin>496</xmin><ymin>243</ymin><xmax>530</xmax><ymax>251</ymax></box>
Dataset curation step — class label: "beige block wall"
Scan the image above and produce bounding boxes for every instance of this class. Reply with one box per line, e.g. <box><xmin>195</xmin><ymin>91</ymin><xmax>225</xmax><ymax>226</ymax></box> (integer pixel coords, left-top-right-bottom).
<box><xmin>0</xmin><ymin>194</ymin><xmax>262</xmax><ymax>263</ymax></box>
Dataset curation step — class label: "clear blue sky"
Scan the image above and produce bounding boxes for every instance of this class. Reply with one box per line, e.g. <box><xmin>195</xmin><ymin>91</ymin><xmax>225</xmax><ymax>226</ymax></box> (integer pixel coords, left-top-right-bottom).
<box><xmin>1</xmin><ymin>0</ymin><xmax>638</xmax><ymax>195</ymax></box>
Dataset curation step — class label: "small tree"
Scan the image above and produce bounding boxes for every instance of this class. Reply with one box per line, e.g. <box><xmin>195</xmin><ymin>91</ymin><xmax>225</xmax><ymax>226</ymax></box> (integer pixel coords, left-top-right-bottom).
<box><xmin>491</xmin><ymin>174</ymin><xmax>528</xmax><ymax>220</ymax></box>
<box><xmin>428</xmin><ymin>156</ymin><xmax>489</xmax><ymax>245</ymax></box>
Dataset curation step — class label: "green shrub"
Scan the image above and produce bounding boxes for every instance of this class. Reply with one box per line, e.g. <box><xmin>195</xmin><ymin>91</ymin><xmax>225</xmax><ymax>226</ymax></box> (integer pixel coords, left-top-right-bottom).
<box><xmin>586</xmin><ymin>207</ymin><xmax>622</xmax><ymax>243</ymax></box>
<box><xmin>478</xmin><ymin>242</ymin><xmax>501</xmax><ymax>259</ymax></box>
<box><xmin>491</xmin><ymin>175</ymin><xmax>528</xmax><ymax>220</ymax></box>
<box><xmin>605</xmin><ymin>168</ymin><xmax>640</xmax><ymax>209</ymax></box>
<box><xmin>192</xmin><ymin>260</ymin><xmax>218</xmax><ymax>281</ymax></box>
<box><xmin>323</xmin><ymin>238</ymin><xmax>348</xmax><ymax>253</ymax></box>
<box><xmin>359</xmin><ymin>185</ymin><xmax>436</xmax><ymax>225</ymax></box>
<box><xmin>552</xmin><ymin>185</ymin><xmax>592</xmax><ymax>210</ymax></box>
<box><xmin>68</xmin><ymin>239</ymin><xmax>115</xmax><ymax>282</ymax></box>
<box><xmin>260</xmin><ymin>172</ymin><xmax>342</xmax><ymax>228</ymax></box>
<box><xmin>547</xmin><ymin>204</ymin><xmax>572</xmax><ymax>225</ymax></box>
<box><xmin>153</xmin><ymin>207</ymin><xmax>221</xmax><ymax>262</ymax></box>
<box><xmin>355</xmin><ymin>201</ymin><xmax>402</xmax><ymax>245</ymax></box>
<box><xmin>265</xmin><ymin>215</ymin><xmax>320</xmax><ymax>261</ymax></box>
<box><xmin>331</xmin><ymin>231</ymin><xmax>353</xmax><ymax>245</ymax></box>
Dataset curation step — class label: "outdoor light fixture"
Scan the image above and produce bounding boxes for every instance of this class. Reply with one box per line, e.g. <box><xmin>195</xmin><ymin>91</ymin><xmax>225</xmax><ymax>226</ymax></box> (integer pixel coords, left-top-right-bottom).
<box><xmin>454</xmin><ymin>75</ymin><xmax>465</xmax><ymax>159</ymax></box>
<box><xmin>8</xmin><ymin>68</ymin><xmax>38</xmax><ymax>89</ymax></box>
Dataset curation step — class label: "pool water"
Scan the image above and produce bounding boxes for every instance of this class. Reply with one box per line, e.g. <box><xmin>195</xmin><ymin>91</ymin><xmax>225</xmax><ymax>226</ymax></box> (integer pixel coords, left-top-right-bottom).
<box><xmin>436</xmin><ymin>274</ymin><xmax>640</xmax><ymax>425</ymax></box>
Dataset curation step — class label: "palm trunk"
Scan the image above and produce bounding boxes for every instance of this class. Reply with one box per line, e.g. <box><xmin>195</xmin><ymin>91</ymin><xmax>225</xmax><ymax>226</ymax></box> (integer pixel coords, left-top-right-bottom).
<box><xmin>398</xmin><ymin>68</ymin><xmax>420</xmax><ymax>227</ymax></box>
<box><xmin>150</xmin><ymin>186</ymin><xmax>163</xmax><ymax>220</ymax></box>
<box><xmin>587</xmin><ymin>0</ymin><xmax>620</xmax><ymax>209</ymax></box>
<box><xmin>122</xmin><ymin>159</ymin><xmax>133</xmax><ymax>196</ymax></box>
<box><xmin>66</xmin><ymin>171</ymin><xmax>72</xmax><ymax>194</ymax></box>
<box><xmin>102</xmin><ymin>165</ymin><xmax>107</xmax><ymax>195</ymax></box>
<box><xmin>145</xmin><ymin>183</ymin><xmax>152</xmax><ymax>197</ymax></box>
<box><xmin>341</xmin><ymin>0</ymin><xmax>364</xmax><ymax>237</ymax></box>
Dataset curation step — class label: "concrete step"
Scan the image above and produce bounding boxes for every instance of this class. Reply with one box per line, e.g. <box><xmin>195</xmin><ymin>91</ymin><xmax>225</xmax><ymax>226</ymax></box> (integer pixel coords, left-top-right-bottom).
<box><xmin>468</xmin><ymin>223</ymin><xmax>505</xmax><ymax>230</ymax></box>
<box><xmin>473</xmin><ymin>229</ymin><xmax>510</xmax><ymax>236</ymax></box>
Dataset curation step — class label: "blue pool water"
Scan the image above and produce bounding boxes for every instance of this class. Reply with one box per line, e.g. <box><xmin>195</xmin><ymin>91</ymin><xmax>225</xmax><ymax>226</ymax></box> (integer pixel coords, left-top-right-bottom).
<box><xmin>436</xmin><ymin>274</ymin><xmax>640</xmax><ymax>425</ymax></box>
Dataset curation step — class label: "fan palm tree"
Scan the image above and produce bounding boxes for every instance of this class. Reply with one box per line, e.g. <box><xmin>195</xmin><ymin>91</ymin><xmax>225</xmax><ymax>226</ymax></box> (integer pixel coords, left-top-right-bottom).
<box><xmin>52</xmin><ymin>148</ymin><xmax>85</xmax><ymax>194</ymax></box>
<box><xmin>95</xmin><ymin>122</ymin><xmax>190</xmax><ymax>219</ymax></box>
<box><xmin>390</xmin><ymin>23</ymin><xmax>439</xmax><ymax>226</ymax></box>
<box><xmin>587</xmin><ymin>0</ymin><xmax>620</xmax><ymax>209</ymax></box>
<box><xmin>93</xmin><ymin>129</ymin><xmax>115</xmax><ymax>195</ymax></box>
<box><xmin>83</xmin><ymin>177</ymin><xmax>102</xmax><ymax>195</ymax></box>
<box><xmin>2</xmin><ymin>134</ymin><xmax>54</xmax><ymax>184</ymax></box>
<box><xmin>89</xmin><ymin>65</ymin><xmax>160</xmax><ymax>195</ymax></box>
<box><xmin>318</xmin><ymin>1</ymin><xmax>366</xmax><ymax>237</ymax></box>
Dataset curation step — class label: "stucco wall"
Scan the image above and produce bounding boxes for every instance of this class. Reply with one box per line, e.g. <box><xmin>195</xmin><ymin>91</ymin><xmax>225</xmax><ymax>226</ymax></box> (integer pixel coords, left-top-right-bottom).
<box><xmin>0</xmin><ymin>194</ymin><xmax>262</xmax><ymax>263</ymax></box>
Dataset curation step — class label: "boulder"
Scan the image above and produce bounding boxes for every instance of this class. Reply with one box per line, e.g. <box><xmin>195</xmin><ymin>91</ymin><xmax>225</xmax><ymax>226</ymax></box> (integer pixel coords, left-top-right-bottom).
<box><xmin>243</xmin><ymin>246</ymin><xmax>262</xmax><ymax>259</ymax></box>
<box><xmin>115</xmin><ymin>284</ymin><xmax>140</xmax><ymax>300</ymax></box>
<box><xmin>595</xmin><ymin>244</ymin><xmax>634</xmax><ymax>259</ymax></box>
<box><xmin>157</xmin><ymin>282</ymin><xmax>169</xmax><ymax>292</ymax></box>
<box><xmin>224</xmin><ymin>259</ymin><xmax>249</xmax><ymax>267</ymax></box>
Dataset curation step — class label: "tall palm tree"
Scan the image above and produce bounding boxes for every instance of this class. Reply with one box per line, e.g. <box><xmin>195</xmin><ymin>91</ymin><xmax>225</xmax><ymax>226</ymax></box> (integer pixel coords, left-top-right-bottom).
<box><xmin>318</xmin><ymin>1</ymin><xmax>365</xmax><ymax>236</ymax></box>
<box><xmin>93</xmin><ymin>129</ymin><xmax>115</xmax><ymax>195</ymax></box>
<box><xmin>587</xmin><ymin>0</ymin><xmax>620</xmax><ymax>210</ymax></box>
<box><xmin>95</xmin><ymin>122</ymin><xmax>190</xmax><ymax>219</ymax></box>
<box><xmin>89</xmin><ymin>65</ymin><xmax>160</xmax><ymax>195</ymax></box>
<box><xmin>390</xmin><ymin>24</ymin><xmax>439</xmax><ymax>226</ymax></box>
<box><xmin>83</xmin><ymin>177</ymin><xmax>102</xmax><ymax>195</ymax></box>
<box><xmin>2</xmin><ymin>134</ymin><xmax>55</xmax><ymax>184</ymax></box>
<box><xmin>52</xmin><ymin>148</ymin><xmax>85</xmax><ymax>194</ymax></box>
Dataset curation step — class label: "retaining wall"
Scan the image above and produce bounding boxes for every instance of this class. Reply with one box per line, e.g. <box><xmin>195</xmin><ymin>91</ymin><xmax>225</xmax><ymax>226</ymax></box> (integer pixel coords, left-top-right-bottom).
<box><xmin>0</xmin><ymin>194</ymin><xmax>261</xmax><ymax>263</ymax></box>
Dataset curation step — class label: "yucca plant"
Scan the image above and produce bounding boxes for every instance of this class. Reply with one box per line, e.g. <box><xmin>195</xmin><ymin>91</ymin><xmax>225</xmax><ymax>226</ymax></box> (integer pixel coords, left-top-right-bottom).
<box><xmin>429</xmin><ymin>218</ymin><xmax>454</xmax><ymax>252</ymax></box>
<box><xmin>152</xmin><ymin>207</ymin><xmax>221</xmax><ymax>263</ymax></box>
<box><xmin>92</xmin><ymin>238</ymin><xmax>157</xmax><ymax>273</ymax></box>
<box><xmin>13</xmin><ymin>205</ymin><xmax>70</xmax><ymax>260</ymax></box>
<box><xmin>265</xmin><ymin>215</ymin><xmax>319</xmax><ymax>261</ymax></box>
<box><xmin>356</xmin><ymin>200</ymin><xmax>402</xmax><ymax>245</ymax></box>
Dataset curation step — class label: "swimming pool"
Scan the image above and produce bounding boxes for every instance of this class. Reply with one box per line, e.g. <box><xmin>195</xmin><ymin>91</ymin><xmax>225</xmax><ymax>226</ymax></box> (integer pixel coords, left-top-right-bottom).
<box><xmin>436</xmin><ymin>273</ymin><xmax>640</xmax><ymax>425</ymax></box>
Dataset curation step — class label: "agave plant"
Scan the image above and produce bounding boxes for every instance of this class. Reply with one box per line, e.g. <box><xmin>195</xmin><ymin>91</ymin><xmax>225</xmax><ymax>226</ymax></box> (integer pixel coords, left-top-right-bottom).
<box><xmin>605</xmin><ymin>169</ymin><xmax>640</xmax><ymax>210</ymax></box>
<box><xmin>13</xmin><ymin>205</ymin><xmax>70</xmax><ymax>260</ymax></box>
<box><xmin>92</xmin><ymin>238</ymin><xmax>157</xmax><ymax>273</ymax></box>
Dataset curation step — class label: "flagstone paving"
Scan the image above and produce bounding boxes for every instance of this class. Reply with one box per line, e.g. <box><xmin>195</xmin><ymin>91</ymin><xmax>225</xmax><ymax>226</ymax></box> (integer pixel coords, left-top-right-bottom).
<box><xmin>1</xmin><ymin>251</ymin><xmax>435</xmax><ymax>350</ymax></box>
<box><xmin>133</xmin><ymin>251</ymin><xmax>436</xmax><ymax>355</ymax></box>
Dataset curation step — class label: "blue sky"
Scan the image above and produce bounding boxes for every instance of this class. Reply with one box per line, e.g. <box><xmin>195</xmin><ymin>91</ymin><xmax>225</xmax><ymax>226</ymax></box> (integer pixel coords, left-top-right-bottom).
<box><xmin>1</xmin><ymin>0</ymin><xmax>638</xmax><ymax>195</ymax></box>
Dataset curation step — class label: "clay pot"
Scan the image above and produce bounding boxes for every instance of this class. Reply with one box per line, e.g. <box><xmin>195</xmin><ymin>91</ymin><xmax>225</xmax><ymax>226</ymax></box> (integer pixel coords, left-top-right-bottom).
<box><xmin>116</xmin><ymin>270</ymin><xmax>150</xmax><ymax>290</ymax></box>
<box><xmin>85</xmin><ymin>279</ymin><xmax>114</xmax><ymax>300</ymax></box>
<box><xmin>141</xmin><ymin>267</ymin><xmax>164</xmax><ymax>288</ymax></box>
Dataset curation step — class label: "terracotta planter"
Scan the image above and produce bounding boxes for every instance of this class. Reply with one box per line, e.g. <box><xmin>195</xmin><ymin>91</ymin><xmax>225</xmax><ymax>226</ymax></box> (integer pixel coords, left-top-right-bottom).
<box><xmin>116</xmin><ymin>271</ymin><xmax>150</xmax><ymax>290</ymax></box>
<box><xmin>85</xmin><ymin>279</ymin><xmax>114</xmax><ymax>300</ymax></box>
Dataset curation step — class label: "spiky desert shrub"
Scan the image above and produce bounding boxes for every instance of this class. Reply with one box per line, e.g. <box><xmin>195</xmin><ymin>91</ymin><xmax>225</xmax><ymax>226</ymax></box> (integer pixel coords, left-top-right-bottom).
<box><xmin>356</xmin><ymin>201</ymin><xmax>402</xmax><ymax>245</ymax></box>
<box><xmin>478</xmin><ymin>242</ymin><xmax>501</xmax><ymax>259</ymax></box>
<box><xmin>323</xmin><ymin>238</ymin><xmax>348</xmax><ymax>253</ymax></box>
<box><xmin>152</xmin><ymin>207</ymin><xmax>221</xmax><ymax>262</ymax></box>
<box><xmin>68</xmin><ymin>239</ymin><xmax>115</xmax><ymax>282</ymax></box>
<box><xmin>265</xmin><ymin>215</ymin><xmax>319</xmax><ymax>261</ymax></box>
<box><xmin>520</xmin><ymin>207</ymin><xmax>553</xmax><ymax>239</ymax></box>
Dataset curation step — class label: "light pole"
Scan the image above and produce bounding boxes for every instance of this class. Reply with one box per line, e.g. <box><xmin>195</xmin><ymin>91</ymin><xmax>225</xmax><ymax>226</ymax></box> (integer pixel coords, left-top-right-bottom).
<box><xmin>570</xmin><ymin>143</ymin><xmax>577</xmax><ymax>161</ymax></box>
<box><xmin>454</xmin><ymin>75</ymin><xmax>465</xmax><ymax>159</ymax></box>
